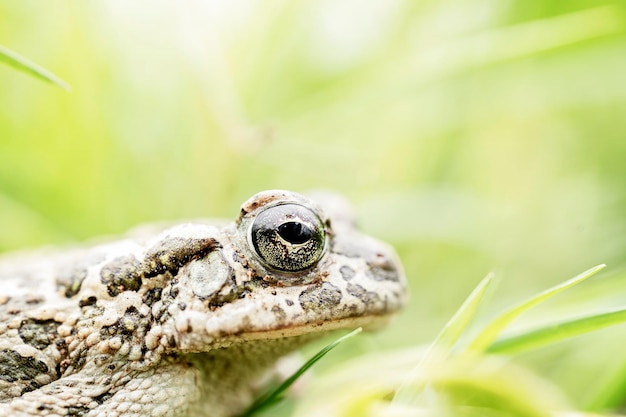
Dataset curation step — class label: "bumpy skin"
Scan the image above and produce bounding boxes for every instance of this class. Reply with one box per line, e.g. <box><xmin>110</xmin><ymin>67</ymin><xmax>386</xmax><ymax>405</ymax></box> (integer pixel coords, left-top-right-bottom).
<box><xmin>0</xmin><ymin>190</ymin><xmax>406</xmax><ymax>417</ymax></box>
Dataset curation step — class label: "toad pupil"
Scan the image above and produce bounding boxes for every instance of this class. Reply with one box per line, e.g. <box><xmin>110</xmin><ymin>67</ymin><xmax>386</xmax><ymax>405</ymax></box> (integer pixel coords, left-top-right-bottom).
<box><xmin>277</xmin><ymin>222</ymin><xmax>313</xmax><ymax>244</ymax></box>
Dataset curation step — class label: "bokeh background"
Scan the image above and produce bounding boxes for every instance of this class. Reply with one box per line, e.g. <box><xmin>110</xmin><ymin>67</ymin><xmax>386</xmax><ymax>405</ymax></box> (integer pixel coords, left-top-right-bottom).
<box><xmin>2</xmin><ymin>0</ymin><xmax>626</xmax><ymax>414</ymax></box>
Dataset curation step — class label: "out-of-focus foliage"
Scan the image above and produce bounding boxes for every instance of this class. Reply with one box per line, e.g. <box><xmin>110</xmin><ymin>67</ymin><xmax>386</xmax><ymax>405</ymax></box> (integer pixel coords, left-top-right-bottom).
<box><xmin>0</xmin><ymin>44</ymin><xmax>70</xmax><ymax>90</ymax></box>
<box><xmin>294</xmin><ymin>265</ymin><xmax>617</xmax><ymax>417</ymax></box>
<box><xmin>2</xmin><ymin>0</ymin><xmax>626</xmax><ymax>415</ymax></box>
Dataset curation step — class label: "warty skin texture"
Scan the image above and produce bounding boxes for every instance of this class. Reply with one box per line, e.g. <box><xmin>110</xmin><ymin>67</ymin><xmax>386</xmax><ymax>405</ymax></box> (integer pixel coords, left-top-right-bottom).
<box><xmin>0</xmin><ymin>190</ymin><xmax>407</xmax><ymax>417</ymax></box>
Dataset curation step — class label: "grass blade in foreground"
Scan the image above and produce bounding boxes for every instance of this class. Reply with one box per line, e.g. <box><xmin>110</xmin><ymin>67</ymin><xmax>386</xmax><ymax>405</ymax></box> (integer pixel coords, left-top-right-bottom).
<box><xmin>429</xmin><ymin>273</ymin><xmax>495</xmax><ymax>353</ymax></box>
<box><xmin>488</xmin><ymin>306</ymin><xmax>626</xmax><ymax>355</ymax></box>
<box><xmin>241</xmin><ymin>327</ymin><xmax>363</xmax><ymax>417</ymax></box>
<box><xmin>393</xmin><ymin>273</ymin><xmax>494</xmax><ymax>404</ymax></box>
<box><xmin>0</xmin><ymin>44</ymin><xmax>70</xmax><ymax>90</ymax></box>
<box><xmin>467</xmin><ymin>264</ymin><xmax>606</xmax><ymax>353</ymax></box>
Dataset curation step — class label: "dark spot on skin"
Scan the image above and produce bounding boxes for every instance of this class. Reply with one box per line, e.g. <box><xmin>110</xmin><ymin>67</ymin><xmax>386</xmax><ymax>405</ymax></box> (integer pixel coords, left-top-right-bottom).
<box><xmin>271</xmin><ymin>305</ymin><xmax>287</xmax><ymax>321</ymax></box>
<box><xmin>25</xmin><ymin>295</ymin><xmax>44</xmax><ymax>305</ymax></box>
<box><xmin>285</xmin><ymin>299</ymin><xmax>294</xmax><ymax>306</ymax></box>
<box><xmin>23</xmin><ymin>379</ymin><xmax>43</xmax><ymax>394</ymax></box>
<box><xmin>66</xmin><ymin>405</ymin><xmax>91</xmax><ymax>416</ymax></box>
<box><xmin>0</xmin><ymin>350</ymin><xmax>49</xmax><ymax>384</ymax></box>
<box><xmin>169</xmin><ymin>287</ymin><xmax>180</xmax><ymax>299</ymax></box>
<box><xmin>66</xmin><ymin>346</ymin><xmax>88</xmax><ymax>373</ymax></box>
<box><xmin>100</xmin><ymin>306</ymin><xmax>151</xmax><ymax>344</ymax></box>
<box><xmin>155</xmin><ymin>304</ymin><xmax>169</xmax><ymax>324</ymax></box>
<box><xmin>142</xmin><ymin>237</ymin><xmax>220</xmax><ymax>278</ymax></box>
<box><xmin>142</xmin><ymin>288</ymin><xmax>163</xmax><ymax>306</ymax></box>
<box><xmin>346</xmin><ymin>283</ymin><xmax>381</xmax><ymax>308</ymax></box>
<box><xmin>339</xmin><ymin>265</ymin><xmax>355</xmax><ymax>281</ymax></box>
<box><xmin>299</xmin><ymin>283</ymin><xmax>342</xmax><ymax>313</ymax></box>
<box><xmin>204</xmin><ymin>282</ymin><xmax>246</xmax><ymax>310</ymax></box>
<box><xmin>78</xmin><ymin>296</ymin><xmax>98</xmax><ymax>308</ymax></box>
<box><xmin>119</xmin><ymin>307</ymin><xmax>140</xmax><ymax>335</ymax></box>
<box><xmin>18</xmin><ymin>319</ymin><xmax>59</xmax><ymax>350</ymax></box>
<box><xmin>240</xmin><ymin>316</ymin><xmax>253</xmax><ymax>333</ymax></box>
<box><xmin>232</xmin><ymin>251</ymin><xmax>247</xmax><ymax>266</ymax></box>
<box><xmin>366</xmin><ymin>256</ymin><xmax>400</xmax><ymax>282</ymax></box>
<box><xmin>93</xmin><ymin>392</ymin><xmax>113</xmax><ymax>405</ymax></box>
<box><xmin>94</xmin><ymin>355</ymin><xmax>110</xmax><ymax>367</ymax></box>
<box><xmin>178</xmin><ymin>302</ymin><xmax>187</xmax><ymax>311</ymax></box>
<box><xmin>100</xmin><ymin>255</ymin><xmax>142</xmax><ymax>297</ymax></box>
<box><xmin>56</xmin><ymin>266</ymin><xmax>88</xmax><ymax>298</ymax></box>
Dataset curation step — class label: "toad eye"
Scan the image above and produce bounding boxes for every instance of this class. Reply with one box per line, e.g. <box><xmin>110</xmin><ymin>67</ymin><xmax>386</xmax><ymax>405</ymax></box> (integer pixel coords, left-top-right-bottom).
<box><xmin>277</xmin><ymin>222</ymin><xmax>313</xmax><ymax>244</ymax></box>
<box><xmin>249</xmin><ymin>204</ymin><xmax>326</xmax><ymax>272</ymax></box>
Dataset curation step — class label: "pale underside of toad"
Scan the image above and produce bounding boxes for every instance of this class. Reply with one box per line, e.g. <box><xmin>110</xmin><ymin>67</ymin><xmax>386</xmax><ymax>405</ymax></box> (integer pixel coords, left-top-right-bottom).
<box><xmin>0</xmin><ymin>190</ymin><xmax>406</xmax><ymax>417</ymax></box>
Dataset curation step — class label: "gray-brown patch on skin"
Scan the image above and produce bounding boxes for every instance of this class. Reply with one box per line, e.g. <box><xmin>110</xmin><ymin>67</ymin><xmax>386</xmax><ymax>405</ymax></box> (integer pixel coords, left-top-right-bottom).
<box><xmin>100</xmin><ymin>255</ymin><xmax>142</xmax><ymax>297</ymax></box>
<box><xmin>365</xmin><ymin>258</ymin><xmax>400</xmax><ymax>282</ymax></box>
<box><xmin>0</xmin><ymin>350</ymin><xmax>49</xmax><ymax>384</ymax></box>
<box><xmin>299</xmin><ymin>282</ymin><xmax>342</xmax><ymax>313</ymax></box>
<box><xmin>142</xmin><ymin>287</ymin><xmax>163</xmax><ymax>307</ymax></box>
<box><xmin>25</xmin><ymin>295</ymin><xmax>44</xmax><ymax>305</ymax></box>
<box><xmin>65</xmin><ymin>405</ymin><xmax>90</xmax><ymax>417</ymax></box>
<box><xmin>101</xmin><ymin>306</ymin><xmax>150</xmax><ymax>342</ymax></box>
<box><xmin>346</xmin><ymin>283</ymin><xmax>381</xmax><ymax>308</ymax></box>
<box><xmin>339</xmin><ymin>265</ymin><xmax>355</xmax><ymax>281</ymax></box>
<box><xmin>205</xmin><ymin>284</ymin><xmax>243</xmax><ymax>309</ymax></box>
<box><xmin>78</xmin><ymin>296</ymin><xmax>98</xmax><ymax>308</ymax></box>
<box><xmin>18</xmin><ymin>319</ymin><xmax>59</xmax><ymax>350</ymax></box>
<box><xmin>271</xmin><ymin>305</ymin><xmax>286</xmax><ymax>321</ymax></box>
<box><xmin>56</xmin><ymin>266</ymin><xmax>88</xmax><ymax>298</ymax></box>
<box><xmin>63</xmin><ymin>346</ymin><xmax>88</xmax><ymax>376</ymax></box>
<box><xmin>142</xmin><ymin>237</ymin><xmax>220</xmax><ymax>278</ymax></box>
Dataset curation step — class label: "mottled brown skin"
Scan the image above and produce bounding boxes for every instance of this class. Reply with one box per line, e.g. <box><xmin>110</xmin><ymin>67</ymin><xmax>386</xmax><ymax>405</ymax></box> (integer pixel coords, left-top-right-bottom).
<box><xmin>0</xmin><ymin>190</ymin><xmax>407</xmax><ymax>417</ymax></box>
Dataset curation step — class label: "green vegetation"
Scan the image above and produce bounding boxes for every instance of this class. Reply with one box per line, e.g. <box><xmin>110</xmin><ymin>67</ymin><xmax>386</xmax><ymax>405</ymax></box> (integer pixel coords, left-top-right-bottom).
<box><xmin>244</xmin><ymin>328</ymin><xmax>363</xmax><ymax>417</ymax></box>
<box><xmin>0</xmin><ymin>44</ymin><xmax>70</xmax><ymax>90</ymax></box>
<box><xmin>2</xmin><ymin>1</ymin><xmax>626</xmax><ymax>416</ymax></box>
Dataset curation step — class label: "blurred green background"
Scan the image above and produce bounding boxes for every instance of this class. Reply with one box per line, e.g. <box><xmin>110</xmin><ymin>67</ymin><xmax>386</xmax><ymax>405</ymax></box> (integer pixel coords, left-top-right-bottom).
<box><xmin>2</xmin><ymin>0</ymin><xmax>626</xmax><ymax>413</ymax></box>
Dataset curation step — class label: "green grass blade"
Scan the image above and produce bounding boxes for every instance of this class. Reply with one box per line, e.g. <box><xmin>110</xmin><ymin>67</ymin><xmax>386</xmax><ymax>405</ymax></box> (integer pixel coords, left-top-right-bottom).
<box><xmin>393</xmin><ymin>273</ymin><xmax>494</xmax><ymax>404</ymax></box>
<box><xmin>241</xmin><ymin>327</ymin><xmax>363</xmax><ymax>417</ymax></box>
<box><xmin>488</xmin><ymin>306</ymin><xmax>626</xmax><ymax>355</ymax></box>
<box><xmin>0</xmin><ymin>44</ymin><xmax>70</xmax><ymax>90</ymax></box>
<box><xmin>467</xmin><ymin>264</ymin><xmax>606</xmax><ymax>353</ymax></box>
<box><xmin>430</xmin><ymin>272</ymin><xmax>495</xmax><ymax>352</ymax></box>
